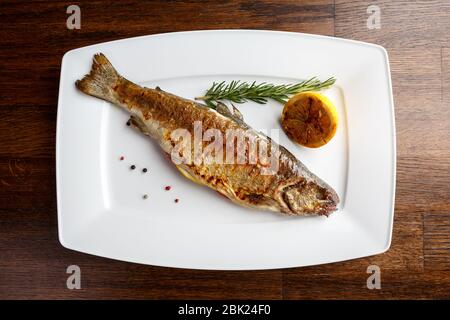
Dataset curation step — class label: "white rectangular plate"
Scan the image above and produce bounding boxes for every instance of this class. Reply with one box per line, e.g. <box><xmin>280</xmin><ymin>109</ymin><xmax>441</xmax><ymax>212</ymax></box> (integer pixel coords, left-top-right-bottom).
<box><xmin>57</xmin><ymin>30</ymin><xmax>395</xmax><ymax>270</ymax></box>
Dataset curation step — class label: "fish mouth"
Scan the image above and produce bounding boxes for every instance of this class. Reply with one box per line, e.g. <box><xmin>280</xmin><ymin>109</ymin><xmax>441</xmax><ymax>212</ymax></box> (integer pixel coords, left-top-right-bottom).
<box><xmin>318</xmin><ymin>187</ymin><xmax>339</xmax><ymax>216</ymax></box>
<box><xmin>316</xmin><ymin>199</ymin><xmax>338</xmax><ymax>216</ymax></box>
<box><xmin>280</xmin><ymin>181</ymin><xmax>339</xmax><ymax>216</ymax></box>
<box><xmin>312</xmin><ymin>187</ymin><xmax>339</xmax><ymax>217</ymax></box>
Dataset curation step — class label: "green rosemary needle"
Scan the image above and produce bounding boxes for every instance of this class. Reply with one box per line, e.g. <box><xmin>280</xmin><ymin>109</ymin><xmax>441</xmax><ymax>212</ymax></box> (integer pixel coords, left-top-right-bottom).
<box><xmin>195</xmin><ymin>77</ymin><xmax>336</xmax><ymax>108</ymax></box>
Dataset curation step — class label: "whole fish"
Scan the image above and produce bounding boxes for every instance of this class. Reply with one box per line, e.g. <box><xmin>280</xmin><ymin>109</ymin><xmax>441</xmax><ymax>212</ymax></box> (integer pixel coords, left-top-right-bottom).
<box><xmin>76</xmin><ymin>53</ymin><xmax>339</xmax><ymax>216</ymax></box>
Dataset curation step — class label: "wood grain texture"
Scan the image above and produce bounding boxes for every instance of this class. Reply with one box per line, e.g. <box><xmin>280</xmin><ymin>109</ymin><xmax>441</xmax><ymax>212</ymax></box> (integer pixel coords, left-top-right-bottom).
<box><xmin>0</xmin><ymin>0</ymin><xmax>334</xmax><ymax>107</ymax></box>
<box><xmin>0</xmin><ymin>108</ymin><xmax>56</xmax><ymax>158</ymax></box>
<box><xmin>0</xmin><ymin>0</ymin><xmax>449</xmax><ymax>299</ymax></box>
<box><xmin>0</xmin><ymin>158</ymin><xmax>56</xmax><ymax>211</ymax></box>
<box><xmin>335</xmin><ymin>0</ymin><xmax>450</xmax><ymax>47</ymax></box>
<box><xmin>443</xmin><ymin>48</ymin><xmax>450</xmax><ymax>102</ymax></box>
<box><xmin>283</xmin><ymin>269</ymin><xmax>450</xmax><ymax>299</ymax></box>
<box><xmin>424</xmin><ymin>213</ymin><xmax>450</xmax><ymax>271</ymax></box>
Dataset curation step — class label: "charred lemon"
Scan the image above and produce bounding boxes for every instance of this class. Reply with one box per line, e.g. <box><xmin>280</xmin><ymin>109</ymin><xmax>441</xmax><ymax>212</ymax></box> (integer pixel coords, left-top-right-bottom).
<box><xmin>281</xmin><ymin>92</ymin><xmax>338</xmax><ymax>148</ymax></box>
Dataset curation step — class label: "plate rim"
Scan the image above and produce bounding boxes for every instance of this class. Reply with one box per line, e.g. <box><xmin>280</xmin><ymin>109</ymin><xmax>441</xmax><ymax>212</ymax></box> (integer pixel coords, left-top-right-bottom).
<box><xmin>56</xmin><ymin>29</ymin><xmax>396</xmax><ymax>270</ymax></box>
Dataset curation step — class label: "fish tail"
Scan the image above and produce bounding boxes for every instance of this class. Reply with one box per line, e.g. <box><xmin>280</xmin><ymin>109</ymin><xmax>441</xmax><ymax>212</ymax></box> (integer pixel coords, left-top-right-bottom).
<box><xmin>75</xmin><ymin>53</ymin><xmax>120</xmax><ymax>103</ymax></box>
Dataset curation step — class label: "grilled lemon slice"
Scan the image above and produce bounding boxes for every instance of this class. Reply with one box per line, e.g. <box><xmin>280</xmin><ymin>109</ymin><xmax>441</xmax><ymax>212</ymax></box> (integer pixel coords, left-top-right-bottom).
<box><xmin>281</xmin><ymin>92</ymin><xmax>338</xmax><ymax>148</ymax></box>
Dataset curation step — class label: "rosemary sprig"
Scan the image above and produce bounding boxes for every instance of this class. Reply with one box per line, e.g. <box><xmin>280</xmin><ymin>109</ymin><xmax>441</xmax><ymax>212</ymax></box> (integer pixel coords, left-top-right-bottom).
<box><xmin>195</xmin><ymin>77</ymin><xmax>336</xmax><ymax>108</ymax></box>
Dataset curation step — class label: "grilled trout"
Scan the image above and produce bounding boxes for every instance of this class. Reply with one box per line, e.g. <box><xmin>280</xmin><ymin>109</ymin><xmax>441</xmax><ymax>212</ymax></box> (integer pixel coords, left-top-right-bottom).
<box><xmin>76</xmin><ymin>53</ymin><xmax>339</xmax><ymax>216</ymax></box>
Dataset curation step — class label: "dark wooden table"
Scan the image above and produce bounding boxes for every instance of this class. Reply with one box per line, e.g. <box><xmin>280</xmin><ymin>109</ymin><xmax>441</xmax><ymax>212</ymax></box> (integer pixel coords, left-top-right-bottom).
<box><xmin>1</xmin><ymin>0</ymin><xmax>449</xmax><ymax>299</ymax></box>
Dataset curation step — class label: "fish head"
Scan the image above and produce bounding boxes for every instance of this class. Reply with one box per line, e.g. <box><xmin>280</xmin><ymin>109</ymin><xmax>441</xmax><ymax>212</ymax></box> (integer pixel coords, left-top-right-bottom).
<box><xmin>279</xmin><ymin>180</ymin><xmax>339</xmax><ymax>216</ymax></box>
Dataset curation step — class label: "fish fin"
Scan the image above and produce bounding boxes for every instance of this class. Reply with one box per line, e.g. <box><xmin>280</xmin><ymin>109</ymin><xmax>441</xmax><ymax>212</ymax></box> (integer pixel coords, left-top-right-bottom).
<box><xmin>75</xmin><ymin>53</ymin><xmax>120</xmax><ymax>103</ymax></box>
<box><xmin>215</xmin><ymin>102</ymin><xmax>248</xmax><ymax>126</ymax></box>
<box><xmin>129</xmin><ymin>115</ymin><xmax>151</xmax><ymax>135</ymax></box>
<box><xmin>175</xmin><ymin>165</ymin><xmax>205</xmax><ymax>186</ymax></box>
<box><xmin>215</xmin><ymin>101</ymin><xmax>234</xmax><ymax>118</ymax></box>
<box><xmin>231</xmin><ymin>103</ymin><xmax>244</xmax><ymax>121</ymax></box>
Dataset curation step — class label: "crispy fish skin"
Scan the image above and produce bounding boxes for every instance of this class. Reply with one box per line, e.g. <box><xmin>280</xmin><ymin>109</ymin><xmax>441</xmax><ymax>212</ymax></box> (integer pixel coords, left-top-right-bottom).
<box><xmin>76</xmin><ymin>53</ymin><xmax>339</xmax><ymax>216</ymax></box>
